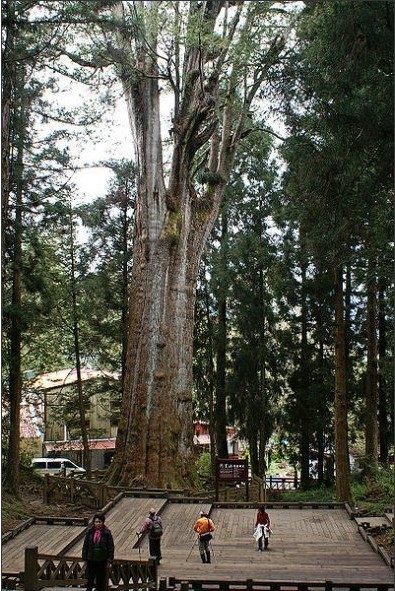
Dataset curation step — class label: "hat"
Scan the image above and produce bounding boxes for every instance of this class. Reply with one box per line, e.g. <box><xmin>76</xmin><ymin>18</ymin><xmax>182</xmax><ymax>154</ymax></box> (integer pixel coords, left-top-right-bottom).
<box><xmin>149</xmin><ymin>508</ymin><xmax>156</xmax><ymax>515</ymax></box>
<box><xmin>200</xmin><ymin>511</ymin><xmax>206</xmax><ymax>516</ymax></box>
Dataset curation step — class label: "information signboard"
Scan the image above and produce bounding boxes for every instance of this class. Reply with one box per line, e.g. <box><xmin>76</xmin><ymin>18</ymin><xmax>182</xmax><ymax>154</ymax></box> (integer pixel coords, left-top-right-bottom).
<box><xmin>215</xmin><ymin>457</ymin><xmax>249</xmax><ymax>501</ymax></box>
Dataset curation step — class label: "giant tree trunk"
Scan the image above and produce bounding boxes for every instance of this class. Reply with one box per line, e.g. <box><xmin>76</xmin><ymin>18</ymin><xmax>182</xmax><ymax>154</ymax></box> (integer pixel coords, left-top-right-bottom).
<box><xmin>333</xmin><ymin>265</ymin><xmax>351</xmax><ymax>501</ymax></box>
<box><xmin>109</xmin><ymin>67</ymin><xmax>225</xmax><ymax>485</ymax></box>
<box><xmin>108</xmin><ymin>0</ymin><xmax>288</xmax><ymax>487</ymax></box>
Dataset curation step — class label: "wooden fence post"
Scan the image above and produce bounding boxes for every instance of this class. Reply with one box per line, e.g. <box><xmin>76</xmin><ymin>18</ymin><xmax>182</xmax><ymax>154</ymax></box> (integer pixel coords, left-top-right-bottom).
<box><xmin>43</xmin><ymin>474</ymin><xmax>49</xmax><ymax>504</ymax></box>
<box><xmin>70</xmin><ymin>475</ymin><xmax>75</xmax><ymax>503</ymax></box>
<box><xmin>24</xmin><ymin>546</ymin><xmax>38</xmax><ymax>591</ymax></box>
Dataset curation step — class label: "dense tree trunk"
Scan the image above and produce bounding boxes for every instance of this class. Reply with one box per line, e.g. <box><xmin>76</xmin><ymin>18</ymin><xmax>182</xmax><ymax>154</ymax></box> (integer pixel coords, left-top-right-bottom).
<box><xmin>69</xmin><ymin>209</ymin><xmax>91</xmax><ymax>478</ymax></box>
<box><xmin>300</xmin><ymin>258</ymin><xmax>310</xmax><ymax>489</ymax></box>
<box><xmin>1</xmin><ymin>0</ymin><xmax>15</xmax><ymax>280</ymax></box>
<box><xmin>377</xmin><ymin>281</ymin><xmax>388</xmax><ymax>465</ymax></box>
<box><xmin>201</xmin><ymin>283</ymin><xmax>217</xmax><ymax>472</ymax></box>
<box><xmin>333</xmin><ymin>265</ymin><xmax>351</xmax><ymax>501</ymax></box>
<box><xmin>364</xmin><ymin>262</ymin><xmax>378</xmax><ymax>474</ymax></box>
<box><xmin>215</xmin><ymin>211</ymin><xmax>229</xmax><ymax>459</ymax></box>
<box><xmin>249</xmin><ymin>433</ymin><xmax>258</xmax><ymax>476</ymax></box>
<box><xmin>121</xmin><ymin>181</ymin><xmax>132</xmax><ymax>386</ymax></box>
<box><xmin>5</xmin><ymin>67</ymin><xmax>25</xmax><ymax>493</ymax></box>
<box><xmin>257</xmin><ymin>264</ymin><xmax>266</xmax><ymax>478</ymax></box>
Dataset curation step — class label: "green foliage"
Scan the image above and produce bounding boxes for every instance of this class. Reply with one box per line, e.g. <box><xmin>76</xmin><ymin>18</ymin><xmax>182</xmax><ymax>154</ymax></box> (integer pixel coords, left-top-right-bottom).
<box><xmin>279</xmin><ymin>486</ymin><xmax>337</xmax><ymax>503</ymax></box>
<box><xmin>279</xmin><ymin>467</ymin><xmax>394</xmax><ymax>513</ymax></box>
<box><xmin>195</xmin><ymin>452</ymin><xmax>212</xmax><ymax>479</ymax></box>
<box><xmin>351</xmin><ymin>467</ymin><xmax>394</xmax><ymax>515</ymax></box>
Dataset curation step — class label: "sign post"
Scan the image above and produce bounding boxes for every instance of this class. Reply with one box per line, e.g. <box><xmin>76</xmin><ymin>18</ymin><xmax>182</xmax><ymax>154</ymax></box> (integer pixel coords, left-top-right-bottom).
<box><xmin>215</xmin><ymin>457</ymin><xmax>249</xmax><ymax>501</ymax></box>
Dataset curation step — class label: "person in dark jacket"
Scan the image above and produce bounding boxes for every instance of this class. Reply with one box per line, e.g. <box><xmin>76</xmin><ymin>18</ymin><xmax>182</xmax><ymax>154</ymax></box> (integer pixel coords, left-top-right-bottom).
<box><xmin>82</xmin><ymin>513</ymin><xmax>114</xmax><ymax>591</ymax></box>
<box><xmin>138</xmin><ymin>508</ymin><xmax>163</xmax><ymax>564</ymax></box>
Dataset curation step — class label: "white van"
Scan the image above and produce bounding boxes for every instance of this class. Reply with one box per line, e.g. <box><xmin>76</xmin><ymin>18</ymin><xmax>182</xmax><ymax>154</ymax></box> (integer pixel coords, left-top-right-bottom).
<box><xmin>31</xmin><ymin>457</ymin><xmax>86</xmax><ymax>476</ymax></box>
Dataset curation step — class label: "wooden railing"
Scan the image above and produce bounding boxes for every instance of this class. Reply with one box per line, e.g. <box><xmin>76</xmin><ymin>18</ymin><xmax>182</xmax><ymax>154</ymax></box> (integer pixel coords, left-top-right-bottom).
<box><xmin>45</xmin><ymin>472</ymin><xmax>302</xmax><ymax>507</ymax></box>
<box><xmin>22</xmin><ymin>546</ymin><xmax>158</xmax><ymax>591</ymax></box>
<box><xmin>44</xmin><ymin>475</ymin><xmax>210</xmax><ymax>508</ymax></box>
<box><xmin>43</xmin><ymin>474</ymin><xmax>123</xmax><ymax>508</ymax></box>
<box><xmin>265</xmin><ymin>476</ymin><xmax>298</xmax><ymax>490</ymax></box>
<box><xmin>160</xmin><ymin>578</ymin><xmax>394</xmax><ymax>591</ymax></box>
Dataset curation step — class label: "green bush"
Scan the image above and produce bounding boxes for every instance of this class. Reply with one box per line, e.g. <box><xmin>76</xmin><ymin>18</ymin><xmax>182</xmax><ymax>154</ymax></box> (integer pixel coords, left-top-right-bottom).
<box><xmin>195</xmin><ymin>452</ymin><xmax>212</xmax><ymax>479</ymax></box>
<box><xmin>277</xmin><ymin>467</ymin><xmax>393</xmax><ymax>514</ymax></box>
<box><xmin>279</xmin><ymin>486</ymin><xmax>337</xmax><ymax>503</ymax></box>
<box><xmin>351</xmin><ymin>467</ymin><xmax>394</xmax><ymax>514</ymax></box>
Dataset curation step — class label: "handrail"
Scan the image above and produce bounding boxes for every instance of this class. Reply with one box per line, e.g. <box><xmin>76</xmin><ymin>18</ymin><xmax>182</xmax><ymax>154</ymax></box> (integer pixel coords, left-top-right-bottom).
<box><xmin>23</xmin><ymin>546</ymin><xmax>158</xmax><ymax>591</ymax></box>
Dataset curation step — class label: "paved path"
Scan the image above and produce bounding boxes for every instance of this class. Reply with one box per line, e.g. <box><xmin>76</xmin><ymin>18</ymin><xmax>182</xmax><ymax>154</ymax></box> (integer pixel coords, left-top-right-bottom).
<box><xmin>2</xmin><ymin>499</ymin><xmax>393</xmax><ymax>585</ymax></box>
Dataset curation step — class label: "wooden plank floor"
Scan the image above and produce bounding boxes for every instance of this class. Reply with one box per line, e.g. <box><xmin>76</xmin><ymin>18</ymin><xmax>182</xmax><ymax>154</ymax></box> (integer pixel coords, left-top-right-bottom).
<box><xmin>68</xmin><ymin>497</ymin><xmax>169</xmax><ymax>559</ymax></box>
<box><xmin>2</xmin><ymin>501</ymin><xmax>393</xmax><ymax>584</ymax></box>
<box><xmin>1</xmin><ymin>524</ymin><xmax>85</xmax><ymax>572</ymax></box>
<box><xmin>154</xmin><ymin>507</ymin><xmax>393</xmax><ymax>584</ymax></box>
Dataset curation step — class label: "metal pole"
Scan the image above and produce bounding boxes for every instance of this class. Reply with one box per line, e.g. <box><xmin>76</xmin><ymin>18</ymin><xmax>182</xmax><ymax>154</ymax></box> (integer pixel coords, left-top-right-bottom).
<box><xmin>185</xmin><ymin>537</ymin><xmax>198</xmax><ymax>562</ymax></box>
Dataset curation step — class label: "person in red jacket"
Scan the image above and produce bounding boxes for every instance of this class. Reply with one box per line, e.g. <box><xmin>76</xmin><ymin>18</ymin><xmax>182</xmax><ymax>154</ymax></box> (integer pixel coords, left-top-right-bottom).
<box><xmin>193</xmin><ymin>511</ymin><xmax>215</xmax><ymax>563</ymax></box>
<box><xmin>255</xmin><ymin>505</ymin><xmax>271</xmax><ymax>551</ymax></box>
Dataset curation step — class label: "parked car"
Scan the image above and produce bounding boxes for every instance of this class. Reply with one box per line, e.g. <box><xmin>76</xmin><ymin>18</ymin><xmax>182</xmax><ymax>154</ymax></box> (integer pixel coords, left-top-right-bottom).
<box><xmin>31</xmin><ymin>457</ymin><xmax>85</xmax><ymax>476</ymax></box>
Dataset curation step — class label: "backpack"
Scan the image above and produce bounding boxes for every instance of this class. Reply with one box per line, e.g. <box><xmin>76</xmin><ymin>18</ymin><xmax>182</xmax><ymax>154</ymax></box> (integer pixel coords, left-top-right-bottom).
<box><xmin>149</xmin><ymin>517</ymin><xmax>163</xmax><ymax>539</ymax></box>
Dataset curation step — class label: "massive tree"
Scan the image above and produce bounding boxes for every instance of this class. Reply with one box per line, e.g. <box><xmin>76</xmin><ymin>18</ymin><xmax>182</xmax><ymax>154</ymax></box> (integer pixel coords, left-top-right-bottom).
<box><xmin>95</xmin><ymin>1</ymin><xmax>295</xmax><ymax>487</ymax></box>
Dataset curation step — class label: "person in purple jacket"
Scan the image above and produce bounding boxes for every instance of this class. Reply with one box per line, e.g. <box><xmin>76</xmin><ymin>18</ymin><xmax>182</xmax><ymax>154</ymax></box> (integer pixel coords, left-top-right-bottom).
<box><xmin>138</xmin><ymin>508</ymin><xmax>163</xmax><ymax>564</ymax></box>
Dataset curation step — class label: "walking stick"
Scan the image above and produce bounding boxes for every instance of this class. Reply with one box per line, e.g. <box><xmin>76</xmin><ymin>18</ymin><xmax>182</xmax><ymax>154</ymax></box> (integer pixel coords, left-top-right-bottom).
<box><xmin>136</xmin><ymin>532</ymin><xmax>142</xmax><ymax>562</ymax></box>
<box><xmin>185</xmin><ymin>537</ymin><xmax>199</xmax><ymax>562</ymax></box>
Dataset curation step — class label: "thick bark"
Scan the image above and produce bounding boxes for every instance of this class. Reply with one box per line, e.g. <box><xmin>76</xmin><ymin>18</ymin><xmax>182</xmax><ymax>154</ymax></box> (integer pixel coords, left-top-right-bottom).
<box><xmin>333</xmin><ymin>265</ymin><xmax>351</xmax><ymax>501</ymax></box>
<box><xmin>364</xmin><ymin>265</ymin><xmax>378</xmax><ymax>473</ymax></box>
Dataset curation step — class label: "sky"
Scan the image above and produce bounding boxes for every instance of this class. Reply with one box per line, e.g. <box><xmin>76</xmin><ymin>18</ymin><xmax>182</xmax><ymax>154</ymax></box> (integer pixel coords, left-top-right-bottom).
<box><xmin>71</xmin><ymin>98</ymin><xmax>133</xmax><ymax>206</ymax></box>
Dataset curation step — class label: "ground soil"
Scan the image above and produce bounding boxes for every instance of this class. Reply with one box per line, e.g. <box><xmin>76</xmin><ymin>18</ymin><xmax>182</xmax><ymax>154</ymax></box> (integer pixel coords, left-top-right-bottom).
<box><xmin>2</xmin><ymin>477</ymin><xmax>93</xmax><ymax>535</ymax></box>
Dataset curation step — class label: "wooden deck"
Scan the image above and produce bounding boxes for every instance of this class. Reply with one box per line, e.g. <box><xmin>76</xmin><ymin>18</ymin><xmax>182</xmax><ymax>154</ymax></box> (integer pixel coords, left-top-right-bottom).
<box><xmin>2</xmin><ymin>498</ymin><xmax>393</xmax><ymax>585</ymax></box>
<box><xmin>1</xmin><ymin>524</ymin><xmax>86</xmax><ymax>572</ymax></box>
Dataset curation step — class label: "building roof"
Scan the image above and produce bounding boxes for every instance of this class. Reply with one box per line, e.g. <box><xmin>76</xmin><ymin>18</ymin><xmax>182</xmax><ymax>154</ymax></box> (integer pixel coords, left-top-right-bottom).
<box><xmin>44</xmin><ymin>438</ymin><xmax>116</xmax><ymax>451</ymax></box>
<box><xmin>28</xmin><ymin>368</ymin><xmax>120</xmax><ymax>390</ymax></box>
